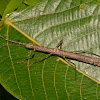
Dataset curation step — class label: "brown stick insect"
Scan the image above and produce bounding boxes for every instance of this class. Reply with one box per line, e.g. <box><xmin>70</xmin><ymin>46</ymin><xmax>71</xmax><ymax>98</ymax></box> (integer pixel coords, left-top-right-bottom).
<box><xmin>0</xmin><ymin>35</ymin><xmax>100</xmax><ymax>67</ymax></box>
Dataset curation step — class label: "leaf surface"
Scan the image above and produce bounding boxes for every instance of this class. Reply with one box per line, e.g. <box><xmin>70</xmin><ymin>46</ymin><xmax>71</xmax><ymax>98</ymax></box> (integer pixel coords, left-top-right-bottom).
<box><xmin>0</xmin><ymin>0</ymin><xmax>100</xmax><ymax>99</ymax></box>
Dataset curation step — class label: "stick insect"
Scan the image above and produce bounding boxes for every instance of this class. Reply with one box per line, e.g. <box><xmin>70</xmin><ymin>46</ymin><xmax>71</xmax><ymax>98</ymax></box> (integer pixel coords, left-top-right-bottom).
<box><xmin>0</xmin><ymin>35</ymin><xmax>100</xmax><ymax>67</ymax></box>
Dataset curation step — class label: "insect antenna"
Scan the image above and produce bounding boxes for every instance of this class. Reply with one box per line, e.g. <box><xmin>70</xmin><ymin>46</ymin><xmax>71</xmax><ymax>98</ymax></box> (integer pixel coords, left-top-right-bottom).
<box><xmin>0</xmin><ymin>35</ymin><xmax>25</xmax><ymax>46</ymax></box>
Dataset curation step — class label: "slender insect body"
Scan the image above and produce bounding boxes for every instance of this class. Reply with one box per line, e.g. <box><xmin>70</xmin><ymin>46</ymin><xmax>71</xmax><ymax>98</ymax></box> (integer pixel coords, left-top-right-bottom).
<box><xmin>20</xmin><ymin>41</ymin><xmax>100</xmax><ymax>67</ymax></box>
<box><xmin>0</xmin><ymin>34</ymin><xmax>100</xmax><ymax>67</ymax></box>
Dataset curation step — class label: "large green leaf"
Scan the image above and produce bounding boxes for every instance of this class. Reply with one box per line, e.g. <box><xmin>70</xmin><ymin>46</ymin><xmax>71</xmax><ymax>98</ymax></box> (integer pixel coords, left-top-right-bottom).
<box><xmin>2</xmin><ymin>0</ymin><xmax>23</xmax><ymax>19</ymax></box>
<box><xmin>0</xmin><ymin>0</ymin><xmax>11</xmax><ymax>16</ymax></box>
<box><xmin>0</xmin><ymin>0</ymin><xmax>100</xmax><ymax>99</ymax></box>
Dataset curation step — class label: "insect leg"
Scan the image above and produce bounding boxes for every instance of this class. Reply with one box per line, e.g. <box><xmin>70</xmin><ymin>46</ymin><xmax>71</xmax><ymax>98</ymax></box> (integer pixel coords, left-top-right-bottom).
<box><xmin>64</xmin><ymin>58</ymin><xmax>80</xmax><ymax>86</ymax></box>
<box><xmin>70</xmin><ymin>50</ymin><xmax>100</xmax><ymax>57</ymax></box>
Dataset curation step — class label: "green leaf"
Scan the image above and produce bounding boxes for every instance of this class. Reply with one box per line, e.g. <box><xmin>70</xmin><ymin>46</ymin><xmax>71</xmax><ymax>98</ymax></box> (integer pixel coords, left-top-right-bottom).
<box><xmin>0</xmin><ymin>0</ymin><xmax>11</xmax><ymax>16</ymax></box>
<box><xmin>0</xmin><ymin>0</ymin><xmax>100</xmax><ymax>99</ymax></box>
<box><xmin>23</xmin><ymin>0</ymin><xmax>42</xmax><ymax>5</ymax></box>
<box><xmin>97</xmin><ymin>0</ymin><xmax>100</xmax><ymax>2</ymax></box>
<box><xmin>2</xmin><ymin>0</ymin><xmax>23</xmax><ymax>19</ymax></box>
